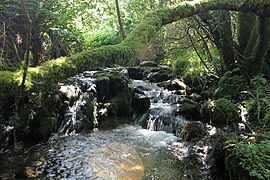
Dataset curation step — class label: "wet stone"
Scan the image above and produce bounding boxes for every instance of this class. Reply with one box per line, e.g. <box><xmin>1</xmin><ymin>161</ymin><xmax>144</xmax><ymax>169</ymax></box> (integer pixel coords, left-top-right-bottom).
<box><xmin>139</xmin><ymin>61</ymin><xmax>158</xmax><ymax>67</ymax></box>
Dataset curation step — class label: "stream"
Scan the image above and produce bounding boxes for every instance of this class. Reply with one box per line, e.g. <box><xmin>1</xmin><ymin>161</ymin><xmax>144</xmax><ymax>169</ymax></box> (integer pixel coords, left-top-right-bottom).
<box><xmin>0</xmin><ymin>68</ymin><xmax>209</xmax><ymax>179</ymax></box>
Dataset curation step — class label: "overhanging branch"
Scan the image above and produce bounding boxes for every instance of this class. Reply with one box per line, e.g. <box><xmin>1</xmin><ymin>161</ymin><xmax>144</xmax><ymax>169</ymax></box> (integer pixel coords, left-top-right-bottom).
<box><xmin>0</xmin><ymin>0</ymin><xmax>270</xmax><ymax>96</ymax></box>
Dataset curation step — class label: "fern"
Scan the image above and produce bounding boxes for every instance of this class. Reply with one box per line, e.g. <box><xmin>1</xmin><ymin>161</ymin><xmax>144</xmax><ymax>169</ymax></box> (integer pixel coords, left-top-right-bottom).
<box><xmin>242</xmin><ymin>74</ymin><xmax>270</xmax><ymax>126</ymax></box>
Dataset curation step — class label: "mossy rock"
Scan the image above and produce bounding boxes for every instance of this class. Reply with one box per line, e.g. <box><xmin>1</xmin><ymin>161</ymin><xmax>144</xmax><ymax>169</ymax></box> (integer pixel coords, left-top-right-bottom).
<box><xmin>210</xmin><ymin>138</ymin><xmax>228</xmax><ymax>179</ymax></box>
<box><xmin>180</xmin><ymin>121</ymin><xmax>207</xmax><ymax>141</ymax></box>
<box><xmin>225</xmin><ymin>153</ymin><xmax>253</xmax><ymax>180</ymax></box>
<box><xmin>201</xmin><ymin>98</ymin><xmax>240</xmax><ymax>127</ymax></box>
<box><xmin>38</xmin><ymin>116</ymin><xmax>58</xmax><ymax>139</ymax></box>
<box><xmin>177</xmin><ymin>98</ymin><xmax>201</xmax><ymax>120</ymax></box>
<box><xmin>95</xmin><ymin>69</ymin><xmax>132</xmax><ymax>118</ymax></box>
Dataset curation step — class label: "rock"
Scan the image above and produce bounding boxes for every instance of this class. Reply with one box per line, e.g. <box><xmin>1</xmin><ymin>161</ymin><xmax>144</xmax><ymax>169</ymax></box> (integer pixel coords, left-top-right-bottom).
<box><xmin>131</xmin><ymin>94</ymin><xmax>151</xmax><ymax>113</ymax></box>
<box><xmin>180</xmin><ymin>121</ymin><xmax>207</xmax><ymax>141</ymax></box>
<box><xmin>189</xmin><ymin>93</ymin><xmax>202</xmax><ymax>101</ymax></box>
<box><xmin>190</xmin><ymin>85</ymin><xmax>203</xmax><ymax>94</ymax></box>
<box><xmin>200</xmin><ymin>98</ymin><xmax>240</xmax><ymax>127</ymax></box>
<box><xmin>165</xmin><ymin>78</ymin><xmax>190</xmax><ymax>92</ymax></box>
<box><xmin>94</xmin><ymin>70</ymin><xmax>132</xmax><ymax>117</ymax></box>
<box><xmin>148</xmin><ymin>72</ymin><xmax>170</xmax><ymax>83</ymax></box>
<box><xmin>149</xmin><ymin>67</ymin><xmax>160</xmax><ymax>72</ymax></box>
<box><xmin>77</xmin><ymin>92</ymin><xmax>97</xmax><ymax>131</ymax></box>
<box><xmin>159</xmin><ymin>65</ymin><xmax>171</xmax><ymax>71</ymax></box>
<box><xmin>139</xmin><ymin>61</ymin><xmax>157</xmax><ymax>67</ymax></box>
<box><xmin>127</xmin><ymin>67</ymin><xmax>143</xmax><ymax>80</ymax></box>
<box><xmin>176</xmin><ymin>98</ymin><xmax>201</xmax><ymax>120</ymax></box>
<box><xmin>59</xmin><ymin>84</ymin><xmax>81</xmax><ymax>105</ymax></box>
<box><xmin>133</xmin><ymin>87</ymin><xmax>145</xmax><ymax>95</ymax></box>
<box><xmin>38</xmin><ymin>116</ymin><xmax>58</xmax><ymax>138</ymax></box>
<box><xmin>95</xmin><ymin>76</ymin><xmax>110</xmax><ymax>102</ymax></box>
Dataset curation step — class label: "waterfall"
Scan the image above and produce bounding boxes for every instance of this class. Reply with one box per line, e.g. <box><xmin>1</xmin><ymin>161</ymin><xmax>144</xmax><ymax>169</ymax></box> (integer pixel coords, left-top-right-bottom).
<box><xmin>57</xmin><ymin>71</ymin><xmax>98</xmax><ymax>135</ymax></box>
<box><xmin>131</xmin><ymin>80</ymin><xmax>185</xmax><ymax>134</ymax></box>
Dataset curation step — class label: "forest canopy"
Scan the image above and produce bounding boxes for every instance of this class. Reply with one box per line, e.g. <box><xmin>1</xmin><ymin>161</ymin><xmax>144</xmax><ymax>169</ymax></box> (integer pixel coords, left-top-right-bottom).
<box><xmin>0</xmin><ymin>0</ymin><xmax>270</xmax><ymax>93</ymax></box>
<box><xmin>1</xmin><ymin>1</ymin><xmax>270</xmax><ymax>179</ymax></box>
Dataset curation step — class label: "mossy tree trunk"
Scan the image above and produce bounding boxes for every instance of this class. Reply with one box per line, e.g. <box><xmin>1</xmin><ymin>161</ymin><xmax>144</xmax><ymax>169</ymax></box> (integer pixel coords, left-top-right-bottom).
<box><xmin>237</xmin><ymin>14</ymin><xmax>270</xmax><ymax>78</ymax></box>
<box><xmin>248</xmin><ymin>16</ymin><xmax>270</xmax><ymax>77</ymax></box>
<box><xmin>238</xmin><ymin>12</ymin><xmax>257</xmax><ymax>52</ymax></box>
<box><xmin>200</xmin><ymin>10</ymin><xmax>270</xmax><ymax>77</ymax></box>
<box><xmin>1</xmin><ymin>0</ymin><xmax>270</xmax><ymax>96</ymax></box>
<box><xmin>200</xmin><ymin>11</ymin><xmax>235</xmax><ymax>73</ymax></box>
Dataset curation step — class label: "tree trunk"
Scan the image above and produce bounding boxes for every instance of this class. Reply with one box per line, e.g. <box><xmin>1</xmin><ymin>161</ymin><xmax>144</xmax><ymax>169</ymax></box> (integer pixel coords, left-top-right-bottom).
<box><xmin>199</xmin><ymin>11</ymin><xmax>235</xmax><ymax>73</ymax></box>
<box><xmin>20</xmin><ymin>0</ymin><xmax>32</xmax><ymax>88</ymax></box>
<box><xmin>115</xmin><ymin>0</ymin><xmax>126</xmax><ymax>40</ymax></box>
<box><xmin>1</xmin><ymin>0</ymin><xmax>270</xmax><ymax>95</ymax></box>
<box><xmin>248</xmin><ymin>16</ymin><xmax>270</xmax><ymax>77</ymax></box>
<box><xmin>238</xmin><ymin>12</ymin><xmax>257</xmax><ymax>52</ymax></box>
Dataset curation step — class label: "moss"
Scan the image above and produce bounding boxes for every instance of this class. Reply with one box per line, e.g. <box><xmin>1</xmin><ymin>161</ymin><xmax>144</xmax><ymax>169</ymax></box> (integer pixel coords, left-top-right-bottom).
<box><xmin>93</xmin><ymin>69</ymin><xmax>131</xmax><ymax>118</ymax></box>
<box><xmin>38</xmin><ymin>116</ymin><xmax>58</xmax><ymax>139</ymax></box>
<box><xmin>201</xmin><ymin>97</ymin><xmax>240</xmax><ymax>127</ymax></box>
<box><xmin>0</xmin><ymin>44</ymin><xmax>134</xmax><ymax>97</ymax></box>
<box><xmin>180</xmin><ymin>121</ymin><xmax>207</xmax><ymax>141</ymax></box>
<box><xmin>1</xmin><ymin>0</ymin><xmax>270</xmax><ymax>97</ymax></box>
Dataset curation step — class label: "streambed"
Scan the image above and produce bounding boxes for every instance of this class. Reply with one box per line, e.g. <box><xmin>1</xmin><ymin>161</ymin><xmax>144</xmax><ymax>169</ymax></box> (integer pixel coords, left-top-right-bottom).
<box><xmin>0</xmin><ymin>123</ymin><xmax>198</xmax><ymax>179</ymax></box>
<box><xmin>0</xmin><ymin>68</ymin><xmax>209</xmax><ymax>179</ymax></box>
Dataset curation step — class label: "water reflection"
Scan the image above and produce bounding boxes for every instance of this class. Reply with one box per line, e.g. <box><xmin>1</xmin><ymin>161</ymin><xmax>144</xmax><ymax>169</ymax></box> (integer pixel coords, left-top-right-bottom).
<box><xmin>0</xmin><ymin>124</ymin><xmax>198</xmax><ymax>179</ymax></box>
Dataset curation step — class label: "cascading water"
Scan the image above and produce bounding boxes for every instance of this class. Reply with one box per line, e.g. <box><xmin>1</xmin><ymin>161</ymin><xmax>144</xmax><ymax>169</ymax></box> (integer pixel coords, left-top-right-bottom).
<box><xmin>0</xmin><ymin>68</ymin><xmax>211</xmax><ymax>179</ymax></box>
<box><xmin>131</xmin><ymin>80</ymin><xmax>185</xmax><ymax>134</ymax></box>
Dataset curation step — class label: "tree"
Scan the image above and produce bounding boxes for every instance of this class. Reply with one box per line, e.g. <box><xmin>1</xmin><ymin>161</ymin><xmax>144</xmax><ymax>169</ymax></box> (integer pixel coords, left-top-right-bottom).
<box><xmin>115</xmin><ymin>0</ymin><xmax>126</xmax><ymax>40</ymax></box>
<box><xmin>1</xmin><ymin>0</ymin><xmax>270</xmax><ymax>96</ymax></box>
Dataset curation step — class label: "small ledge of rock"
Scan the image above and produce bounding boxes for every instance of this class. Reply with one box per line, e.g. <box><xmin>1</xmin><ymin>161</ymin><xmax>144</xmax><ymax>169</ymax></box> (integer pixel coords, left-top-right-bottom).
<box><xmin>139</xmin><ymin>61</ymin><xmax>158</xmax><ymax>67</ymax></box>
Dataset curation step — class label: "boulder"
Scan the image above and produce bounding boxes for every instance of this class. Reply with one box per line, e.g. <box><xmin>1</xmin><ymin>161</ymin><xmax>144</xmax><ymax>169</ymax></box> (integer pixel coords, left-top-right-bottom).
<box><xmin>59</xmin><ymin>84</ymin><xmax>81</xmax><ymax>105</ymax></box>
<box><xmin>165</xmin><ymin>78</ymin><xmax>190</xmax><ymax>92</ymax></box>
<box><xmin>180</xmin><ymin>121</ymin><xmax>207</xmax><ymax>141</ymax></box>
<box><xmin>95</xmin><ymin>76</ymin><xmax>110</xmax><ymax>102</ymax></box>
<box><xmin>176</xmin><ymin>98</ymin><xmax>201</xmax><ymax>120</ymax></box>
<box><xmin>148</xmin><ymin>72</ymin><xmax>170</xmax><ymax>83</ymax></box>
<box><xmin>127</xmin><ymin>67</ymin><xmax>143</xmax><ymax>80</ymax></box>
<box><xmin>131</xmin><ymin>93</ymin><xmax>151</xmax><ymax>113</ymax></box>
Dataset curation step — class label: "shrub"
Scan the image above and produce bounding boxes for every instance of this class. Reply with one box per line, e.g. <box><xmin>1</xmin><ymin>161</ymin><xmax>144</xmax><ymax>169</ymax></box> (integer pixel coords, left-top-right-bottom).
<box><xmin>214</xmin><ymin>70</ymin><xmax>247</xmax><ymax>99</ymax></box>
<box><xmin>234</xmin><ymin>141</ymin><xmax>270</xmax><ymax>180</ymax></box>
<box><xmin>201</xmin><ymin>98</ymin><xmax>240</xmax><ymax>127</ymax></box>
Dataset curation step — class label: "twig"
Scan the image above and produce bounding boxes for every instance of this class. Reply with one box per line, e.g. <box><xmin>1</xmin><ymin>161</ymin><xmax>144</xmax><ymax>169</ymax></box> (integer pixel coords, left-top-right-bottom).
<box><xmin>12</xmin><ymin>39</ymin><xmax>22</xmax><ymax>62</ymax></box>
<box><xmin>188</xmin><ymin>31</ymin><xmax>210</xmax><ymax>72</ymax></box>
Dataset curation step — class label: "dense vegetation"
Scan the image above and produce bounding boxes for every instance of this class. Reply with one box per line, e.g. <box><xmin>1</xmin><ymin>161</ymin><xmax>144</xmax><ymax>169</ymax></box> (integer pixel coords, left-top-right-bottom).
<box><xmin>1</xmin><ymin>0</ymin><xmax>270</xmax><ymax>179</ymax></box>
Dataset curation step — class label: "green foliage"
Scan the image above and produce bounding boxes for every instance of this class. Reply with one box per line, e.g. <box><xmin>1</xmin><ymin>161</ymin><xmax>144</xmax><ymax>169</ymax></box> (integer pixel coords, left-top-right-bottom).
<box><xmin>166</xmin><ymin>49</ymin><xmax>208</xmax><ymax>79</ymax></box>
<box><xmin>214</xmin><ymin>69</ymin><xmax>247</xmax><ymax>98</ymax></box>
<box><xmin>242</xmin><ymin>74</ymin><xmax>270</xmax><ymax>126</ymax></box>
<box><xmin>201</xmin><ymin>97</ymin><xmax>240</xmax><ymax>127</ymax></box>
<box><xmin>235</xmin><ymin>141</ymin><xmax>270</xmax><ymax>180</ymax></box>
<box><xmin>85</xmin><ymin>30</ymin><xmax>121</xmax><ymax>49</ymax></box>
